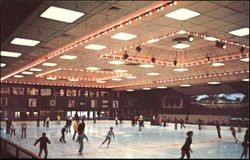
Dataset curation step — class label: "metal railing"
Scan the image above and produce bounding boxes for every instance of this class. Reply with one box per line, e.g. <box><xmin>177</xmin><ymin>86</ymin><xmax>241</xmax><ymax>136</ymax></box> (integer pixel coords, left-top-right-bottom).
<box><xmin>0</xmin><ymin>137</ymin><xmax>41</xmax><ymax>159</ymax></box>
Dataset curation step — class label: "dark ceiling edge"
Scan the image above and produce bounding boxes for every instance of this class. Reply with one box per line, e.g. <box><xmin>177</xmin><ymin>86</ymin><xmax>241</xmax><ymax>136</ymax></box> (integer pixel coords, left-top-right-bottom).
<box><xmin>1</xmin><ymin>1</ymin><xmax>43</xmax><ymax>44</ymax></box>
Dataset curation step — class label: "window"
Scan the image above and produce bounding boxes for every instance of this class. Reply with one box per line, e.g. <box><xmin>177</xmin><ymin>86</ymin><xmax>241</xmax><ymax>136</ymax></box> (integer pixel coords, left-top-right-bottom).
<box><xmin>100</xmin><ymin>91</ymin><xmax>109</xmax><ymax>98</ymax></box>
<box><xmin>89</xmin><ymin>90</ymin><xmax>95</xmax><ymax>97</ymax></box>
<box><xmin>0</xmin><ymin>97</ymin><xmax>8</xmax><ymax>106</ymax></box>
<box><xmin>54</xmin><ymin>89</ymin><xmax>65</xmax><ymax>96</ymax></box>
<box><xmin>66</xmin><ymin>89</ymin><xmax>77</xmax><ymax>97</ymax></box>
<box><xmin>14</xmin><ymin>112</ymin><xmax>20</xmax><ymax>118</ymax></box>
<box><xmin>41</xmin><ymin>88</ymin><xmax>52</xmax><ymax>96</ymax></box>
<box><xmin>81</xmin><ymin>90</ymin><xmax>88</xmax><ymax>97</ymax></box>
<box><xmin>102</xmin><ymin>100</ymin><xmax>108</xmax><ymax>108</ymax></box>
<box><xmin>12</xmin><ymin>87</ymin><xmax>25</xmax><ymax>95</ymax></box>
<box><xmin>27</xmin><ymin>87</ymin><xmax>39</xmax><ymax>95</ymax></box>
<box><xmin>1</xmin><ymin>87</ymin><xmax>10</xmax><ymax>94</ymax></box>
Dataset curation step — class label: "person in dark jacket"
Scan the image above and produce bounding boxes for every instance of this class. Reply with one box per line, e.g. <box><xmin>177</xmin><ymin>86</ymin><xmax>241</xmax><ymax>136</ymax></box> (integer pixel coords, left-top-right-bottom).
<box><xmin>180</xmin><ymin>119</ymin><xmax>185</xmax><ymax>129</ymax></box>
<box><xmin>215</xmin><ymin>121</ymin><xmax>222</xmax><ymax>138</ymax></box>
<box><xmin>180</xmin><ymin>131</ymin><xmax>193</xmax><ymax>159</ymax></box>
<box><xmin>241</xmin><ymin>128</ymin><xmax>249</xmax><ymax>159</ymax></box>
<box><xmin>60</xmin><ymin>125</ymin><xmax>67</xmax><ymax>143</ymax></box>
<box><xmin>34</xmin><ymin>132</ymin><xmax>51</xmax><ymax>159</ymax></box>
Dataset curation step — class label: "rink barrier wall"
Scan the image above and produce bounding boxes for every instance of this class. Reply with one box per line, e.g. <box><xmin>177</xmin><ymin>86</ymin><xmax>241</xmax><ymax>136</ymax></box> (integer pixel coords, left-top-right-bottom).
<box><xmin>0</xmin><ymin>137</ymin><xmax>41</xmax><ymax>159</ymax></box>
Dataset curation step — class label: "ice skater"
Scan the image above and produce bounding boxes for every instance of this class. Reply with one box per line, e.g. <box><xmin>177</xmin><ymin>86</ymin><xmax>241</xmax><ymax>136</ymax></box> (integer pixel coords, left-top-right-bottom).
<box><xmin>198</xmin><ymin>118</ymin><xmax>202</xmax><ymax>130</ymax></box>
<box><xmin>21</xmin><ymin>121</ymin><xmax>27</xmax><ymax>138</ymax></box>
<box><xmin>138</xmin><ymin>115</ymin><xmax>144</xmax><ymax>131</ymax></box>
<box><xmin>215</xmin><ymin>121</ymin><xmax>221</xmax><ymax>138</ymax></box>
<box><xmin>34</xmin><ymin>132</ymin><xmax>51</xmax><ymax>159</ymax></box>
<box><xmin>60</xmin><ymin>125</ymin><xmax>67</xmax><ymax>143</ymax></box>
<box><xmin>180</xmin><ymin>119</ymin><xmax>185</xmax><ymax>129</ymax></box>
<box><xmin>73</xmin><ymin>120</ymin><xmax>80</xmax><ymax>141</ymax></box>
<box><xmin>180</xmin><ymin>131</ymin><xmax>193</xmax><ymax>159</ymax></box>
<box><xmin>100</xmin><ymin>127</ymin><xmax>115</xmax><ymax>148</ymax></box>
<box><xmin>241</xmin><ymin>128</ymin><xmax>249</xmax><ymax>159</ymax></box>
<box><xmin>36</xmin><ymin>116</ymin><xmax>40</xmax><ymax>127</ymax></box>
<box><xmin>10</xmin><ymin>121</ymin><xmax>16</xmax><ymax>138</ymax></box>
<box><xmin>229</xmin><ymin>125</ymin><xmax>238</xmax><ymax>143</ymax></box>
<box><xmin>174</xmin><ymin>117</ymin><xmax>178</xmax><ymax>130</ymax></box>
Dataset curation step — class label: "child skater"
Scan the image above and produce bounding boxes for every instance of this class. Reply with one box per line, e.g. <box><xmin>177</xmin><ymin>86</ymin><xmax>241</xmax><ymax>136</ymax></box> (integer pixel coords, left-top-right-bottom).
<box><xmin>100</xmin><ymin>127</ymin><xmax>115</xmax><ymax>148</ymax></box>
<box><xmin>34</xmin><ymin>132</ymin><xmax>51</xmax><ymax>159</ymax></box>
<box><xmin>180</xmin><ymin>131</ymin><xmax>193</xmax><ymax>159</ymax></box>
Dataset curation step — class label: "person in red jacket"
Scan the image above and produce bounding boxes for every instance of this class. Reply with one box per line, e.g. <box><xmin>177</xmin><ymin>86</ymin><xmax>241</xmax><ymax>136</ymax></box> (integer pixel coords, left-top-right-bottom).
<box><xmin>180</xmin><ymin>131</ymin><xmax>193</xmax><ymax>159</ymax></box>
<box><xmin>34</xmin><ymin>132</ymin><xmax>51</xmax><ymax>158</ymax></box>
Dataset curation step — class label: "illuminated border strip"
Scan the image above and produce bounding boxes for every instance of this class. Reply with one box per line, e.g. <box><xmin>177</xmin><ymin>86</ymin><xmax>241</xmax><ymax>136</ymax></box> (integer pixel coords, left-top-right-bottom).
<box><xmin>108</xmin><ymin>70</ymin><xmax>249</xmax><ymax>88</ymax></box>
<box><xmin>36</xmin><ymin>68</ymin><xmax>62</xmax><ymax>77</ymax></box>
<box><xmin>1</xmin><ymin>1</ymin><xmax>177</xmax><ymax>81</ymax></box>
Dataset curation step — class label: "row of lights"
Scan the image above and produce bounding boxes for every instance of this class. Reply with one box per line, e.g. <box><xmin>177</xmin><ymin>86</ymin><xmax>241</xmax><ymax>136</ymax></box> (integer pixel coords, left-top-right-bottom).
<box><xmin>1</xmin><ymin>81</ymin><xmax>108</xmax><ymax>88</ymax></box>
<box><xmin>0</xmin><ymin>1</ymin><xmax>177</xmax><ymax>81</ymax></box>
<box><xmin>102</xmin><ymin>52</ymin><xmax>248</xmax><ymax>68</ymax></box>
<box><xmin>108</xmin><ymin>70</ymin><xmax>249</xmax><ymax>88</ymax></box>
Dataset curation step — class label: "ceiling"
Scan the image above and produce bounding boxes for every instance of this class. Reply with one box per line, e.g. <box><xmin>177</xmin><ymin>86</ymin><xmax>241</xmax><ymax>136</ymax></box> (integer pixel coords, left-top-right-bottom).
<box><xmin>1</xmin><ymin>1</ymin><xmax>249</xmax><ymax>95</ymax></box>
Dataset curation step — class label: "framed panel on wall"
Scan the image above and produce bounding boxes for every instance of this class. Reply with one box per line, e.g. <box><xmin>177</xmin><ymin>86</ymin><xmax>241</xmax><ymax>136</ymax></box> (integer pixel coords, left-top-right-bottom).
<box><xmin>91</xmin><ymin>100</ymin><xmax>97</xmax><ymax>108</ymax></box>
<box><xmin>81</xmin><ymin>90</ymin><xmax>88</xmax><ymax>97</ymax></box>
<box><xmin>66</xmin><ymin>89</ymin><xmax>77</xmax><ymax>97</ymax></box>
<box><xmin>50</xmin><ymin>99</ymin><xmax>56</xmax><ymax>107</ymax></box>
<box><xmin>27</xmin><ymin>88</ymin><xmax>39</xmax><ymax>95</ymax></box>
<box><xmin>68</xmin><ymin>99</ymin><xmax>75</xmax><ymax>108</ymax></box>
<box><xmin>79</xmin><ymin>100</ymin><xmax>87</xmax><ymax>107</ymax></box>
<box><xmin>102</xmin><ymin>100</ymin><xmax>108</xmax><ymax>108</ymax></box>
<box><xmin>28</xmin><ymin>98</ymin><xmax>37</xmax><ymax>107</ymax></box>
<box><xmin>162</xmin><ymin>95</ymin><xmax>183</xmax><ymax>109</ymax></box>
<box><xmin>1</xmin><ymin>87</ymin><xmax>11</xmax><ymax>94</ymax></box>
<box><xmin>113</xmin><ymin>100</ymin><xmax>119</xmax><ymax>108</ymax></box>
<box><xmin>0</xmin><ymin>97</ymin><xmax>8</xmax><ymax>106</ymax></box>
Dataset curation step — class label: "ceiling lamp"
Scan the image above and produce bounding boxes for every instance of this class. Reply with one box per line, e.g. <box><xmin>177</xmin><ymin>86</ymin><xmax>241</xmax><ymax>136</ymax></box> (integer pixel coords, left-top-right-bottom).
<box><xmin>174</xmin><ymin>68</ymin><xmax>188</xmax><ymax>72</ymax></box>
<box><xmin>47</xmin><ymin>77</ymin><xmax>57</xmax><ymax>80</ymax></box>
<box><xmin>180</xmin><ymin>84</ymin><xmax>191</xmax><ymax>87</ymax></box>
<box><xmin>108</xmin><ymin>60</ymin><xmax>125</xmax><ymax>65</ymax></box>
<box><xmin>173</xmin><ymin>60</ymin><xmax>177</xmax><ymax>66</ymax></box>
<box><xmin>240</xmin><ymin>46</ymin><xmax>245</xmax><ymax>53</ymax></box>
<box><xmin>147</xmin><ymin>72</ymin><xmax>160</xmax><ymax>76</ymax></box>
<box><xmin>112</xmin><ymin>78</ymin><xmax>122</xmax><ymax>81</ymax></box>
<box><xmin>240</xmin><ymin>57</ymin><xmax>249</xmax><ymax>62</ymax></box>
<box><xmin>69</xmin><ymin>78</ymin><xmax>79</xmax><ymax>82</ymax></box>
<box><xmin>14</xmin><ymin>75</ymin><xmax>24</xmax><ymax>78</ymax></box>
<box><xmin>157</xmin><ymin>86</ymin><xmax>167</xmax><ymax>89</ymax></box>
<box><xmin>216</xmin><ymin>41</ymin><xmax>226</xmax><ymax>49</ymax></box>
<box><xmin>126</xmin><ymin>75</ymin><xmax>137</xmax><ymax>79</ymax></box>
<box><xmin>0</xmin><ymin>63</ymin><xmax>6</xmax><ymax>67</ymax></box>
<box><xmin>86</xmin><ymin>67</ymin><xmax>100</xmax><ymax>71</ymax></box>
<box><xmin>11</xmin><ymin>38</ymin><xmax>40</xmax><ymax>46</ymax></box>
<box><xmin>96</xmin><ymin>80</ymin><xmax>106</xmax><ymax>83</ymax></box>
<box><xmin>136</xmin><ymin>46</ymin><xmax>142</xmax><ymax>53</ymax></box>
<box><xmin>139</xmin><ymin>64</ymin><xmax>155</xmax><ymax>68</ymax></box>
<box><xmin>142</xmin><ymin>87</ymin><xmax>151</xmax><ymax>90</ymax></box>
<box><xmin>208</xmin><ymin>81</ymin><xmax>221</xmax><ymax>85</ymax></box>
<box><xmin>123</xmin><ymin>51</ymin><xmax>129</xmax><ymax>59</ymax></box>
<box><xmin>151</xmin><ymin>57</ymin><xmax>156</xmax><ymax>63</ymax></box>
<box><xmin>188</xmin><ymin>35</ymin><xmax>194</xmax><ymax>42</ymax></box>
<box><xmin>211</xmin><ymin>62</ymin><xmax>225</xmax><ymax>67</ymax></box>
<box><xmin>126</xmin><ymin>89</ymin><xmax>134</xmax><ymax>92</ymax></box>
<box><xmin>241</xmin><ymin>78</ymin><xmax>249</xmax><ymax>82</ymax></box>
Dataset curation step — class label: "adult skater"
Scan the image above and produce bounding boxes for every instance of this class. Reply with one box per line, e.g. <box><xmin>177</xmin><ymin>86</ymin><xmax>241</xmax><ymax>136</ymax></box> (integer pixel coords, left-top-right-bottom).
<box><xmin>100</xmin><ymin>127</ymin><xmax>115</xmax><ymax>148</ymax></box>
<box><xmin>43</xmin><ymin>116</ymin><xmax>46</xmax><ymax>127</ymax></box>
<box><xmin>198</xmin><ymin>118</ymin><xmax>202</xmax><ymax>130</ymax></box>
<box><xmin>73</xmin><ymin>119</ymin><xmax>80</xmax><ymax>141</ymax></box>
<box><xmin>138</xmin><ymin>115</ymin><xmax>144</xmax><ymax>131</ymax></box>
<box><xmin>46</xmin><ymin>116</ymin><xmax>50</xmax><ymax>127</ymax></box>
<box><xmin>60</xmin><ymin>125</ymin><xmax>67</xmax><ymax>143</ymax></box>
<box><xmin>77</xmin><ymin>120</ymin><xmax>85</xmax><ymax>154</ymax></box>
<box><xmin>163</xmin><ymin>116</ymin><xmax>167</xmax><ymax>127</ymax></box>
<box><xmin>229</xmin><ymin>125</ymin><xmax>238</xmax><ymax>143</ymax></box>
<box><xmin>5</xmin><ymin>118</ymin><xmax>11</xmax><ymax>134</ymax></box>
<box><xmin>34</xmin><ymin>132</ymin><xmax>51</xmax><ymax>159</ymax></box>
<box><xmin>36</xmin><ymin>116</ymin><xmax>40</xmax><ymax>127</ymax></box>
<box><xmin>180</xmin><ymin>131</ymin><xmax>193</xmax><ymax>159</ymax></box>
<box><xmin>174</xmin><ymin>117</ymin><xmax>178</xmax><ymax>130</ymax></box>
<box><xmin>10</xmin><ymin>121</ymin><xmax>16</xmax><ymax>138</ymax></box>
<box><xmin>241</xmin><ymin>128</ymin><xmax>249</xmax><ymax>159</ymax></box>
<box><xmin>21</xmin><ymin>121</ymin><xmax>27</xmax><ymax>138</ymax></box>
<box><xmin>180</xmin><ymin>118</ymin><xmax>185</xmax><ymax>129</ymax></box>
<box><xmin>57</xmin><ymin>115</ymin><xmax>61</xmax><ymax>125</ymax></box>
<box><xmin>215</xmin><ymin>121</ymin><xmax>221</xmax><ymax>138</ymax></box>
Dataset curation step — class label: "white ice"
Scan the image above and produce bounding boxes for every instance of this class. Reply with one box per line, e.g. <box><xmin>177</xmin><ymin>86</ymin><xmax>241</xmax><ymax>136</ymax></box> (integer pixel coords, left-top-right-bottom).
<box><xmin>0</xmin><ymin>120</ymin><xmax>248</xmax><ymax>159</ymax></box>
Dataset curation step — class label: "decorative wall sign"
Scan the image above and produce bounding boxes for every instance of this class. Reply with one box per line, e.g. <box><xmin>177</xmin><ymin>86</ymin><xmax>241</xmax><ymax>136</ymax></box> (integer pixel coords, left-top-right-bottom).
<box><xmin>113</xmin><ymin>100</ymin><xmax>119</xmax><ymax>108</ymax></box>
<box><xmin>0</xmin><ymin>97</ymin><xmax>8</xmax><ymax>106</ymax></box>
<box><xmin>28</xmin><ymin>98</ymin><xmax>37</xmax><ymax>107</ymax></box>
<box><xmin>50</xmin><ymin>99</ymin><xmax>56</xmax><ymax>107</ymax></box>
<box><xmin>162</xmin><ymin>95</ymin><xmax>183</xmax><ymax>109</ymax></box>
